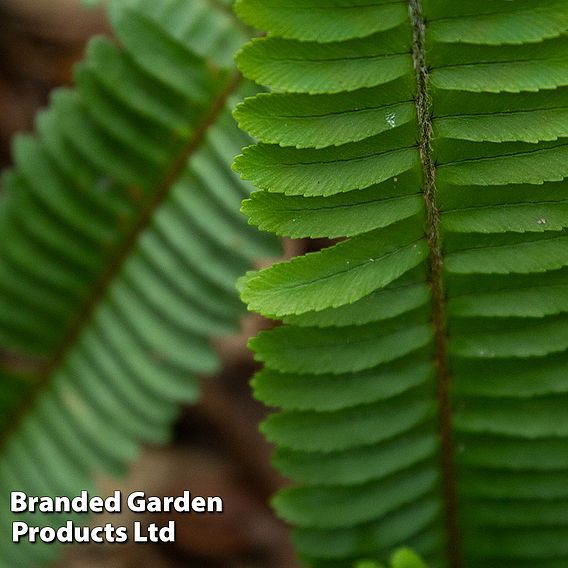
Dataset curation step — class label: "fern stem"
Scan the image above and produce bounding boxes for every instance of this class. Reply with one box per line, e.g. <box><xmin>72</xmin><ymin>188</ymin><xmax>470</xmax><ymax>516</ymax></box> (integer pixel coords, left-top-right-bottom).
<box><xmin>0</xmin><ymin>72</ymin><xmax>243</xmax><ymax>450</ymax></box>
<box><xmin>408</xmin><ymin>1</ymin><xmax>461</xmax><ymax>566</ymax></box>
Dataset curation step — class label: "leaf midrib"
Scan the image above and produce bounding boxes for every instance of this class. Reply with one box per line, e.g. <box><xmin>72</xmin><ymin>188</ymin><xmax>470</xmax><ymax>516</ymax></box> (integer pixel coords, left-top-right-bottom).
<box><xmin>409</xmin><ymin>1</ymin><xmax>461</xmax><ymax>566</ymax></box>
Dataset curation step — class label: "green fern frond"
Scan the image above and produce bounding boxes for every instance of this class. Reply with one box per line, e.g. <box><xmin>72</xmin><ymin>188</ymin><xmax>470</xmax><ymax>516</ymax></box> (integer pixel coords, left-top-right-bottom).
<box><xmin>0</xmin><ymin>1</ymin><xmax>278</xmax><ymax>565</ymax></box>
<box><xmin>234</xmin><ymin>1</ymin><xmax>568</xmax><ymax>567</ymax></box>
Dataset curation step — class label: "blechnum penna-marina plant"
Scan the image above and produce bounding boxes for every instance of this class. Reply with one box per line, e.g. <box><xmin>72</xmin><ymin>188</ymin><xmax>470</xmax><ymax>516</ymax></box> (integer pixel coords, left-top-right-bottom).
<box><xmin>233</xmin><ymin>0</ymin><xmax>568</xmax><ymax>567</ymax></box>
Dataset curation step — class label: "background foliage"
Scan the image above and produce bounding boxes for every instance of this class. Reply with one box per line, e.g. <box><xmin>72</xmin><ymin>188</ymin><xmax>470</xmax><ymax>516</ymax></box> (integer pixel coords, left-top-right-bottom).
<box><xmin>0</xmin><ymin>0</ymin><xmax>282</xmax><ymax>566</ymax></box>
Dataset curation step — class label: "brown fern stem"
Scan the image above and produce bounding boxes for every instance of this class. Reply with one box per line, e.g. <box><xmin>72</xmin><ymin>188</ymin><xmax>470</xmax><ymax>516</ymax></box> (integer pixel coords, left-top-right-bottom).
<box><xmin>0</xmin><ymin>71</ymin><xmax>242</xmax><ymax>448</ymax></box>
<box><xmin>408</xmin><ymin>1</ymin><xmax>461</xmax><ymax>566</ymax></box>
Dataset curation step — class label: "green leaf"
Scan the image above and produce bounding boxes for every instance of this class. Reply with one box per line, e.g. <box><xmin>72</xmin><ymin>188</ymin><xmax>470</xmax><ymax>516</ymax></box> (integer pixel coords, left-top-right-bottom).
<box><xmin>237</xmin><ymin>32</ymin><xmax>414</xmax><ymax>94</ymax></box>
<box><xmin>251</xmin><ymin>320</ymin><xmax>433</xmax><ymax>375</ymax></box>
<box><xmin>243</xmin><ymin>174</ymin><xmax>423</xmax><ymax>239</ymax></box>
<box><xmin>235</xmin><ymin>135</ymin><xmax>420</xmax><ymax>197</ymax></box>
<box><xmin>428</xmin><ymin>2</ymin><xmax>568</xmax><ymax>46</ymax></box>
<box><xmin>242</xmin><ymin>221</ymin><xmax>427</xmax><ymax>317</ymax></box>
<box><xmin>235</xmin><ymin>90</ymin><xmax>415</xmax><ymax>149</ymax></box>
<box><xmin>236</xmin><ymin>0</ymin><xmax>408</xmax><ymax>43</ymax></box>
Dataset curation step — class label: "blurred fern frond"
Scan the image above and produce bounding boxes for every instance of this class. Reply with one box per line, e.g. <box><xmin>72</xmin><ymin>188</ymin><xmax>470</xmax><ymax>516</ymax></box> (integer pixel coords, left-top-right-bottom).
<box><xmin>0</xmin><ymin>0</ymin><xmax>278</xmax><ymax>564</ymax></box>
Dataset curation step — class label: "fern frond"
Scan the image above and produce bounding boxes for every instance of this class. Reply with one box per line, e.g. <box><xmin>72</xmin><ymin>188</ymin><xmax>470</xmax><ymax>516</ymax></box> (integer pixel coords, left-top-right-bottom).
<box><xmin>0</xmin><ymin>1</ymin><xmax>278</xmax><ymax>565</ymax></box>
<box><xmin>235</xmin><ymin>0</ymin><xmax>568</xmax><ymax>566</ymax></box>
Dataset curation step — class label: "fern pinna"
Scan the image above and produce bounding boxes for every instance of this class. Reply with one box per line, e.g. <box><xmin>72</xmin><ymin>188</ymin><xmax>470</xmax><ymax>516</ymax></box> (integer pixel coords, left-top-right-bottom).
<box><xmin>234</xmin><ymin>1</ymin><xmax>568</xmax><ymax>567</ymax></box>
<box><xmin>0</xmin><ymin>1</ymin><xmax>278</xmax><ymax>565</ymax></box>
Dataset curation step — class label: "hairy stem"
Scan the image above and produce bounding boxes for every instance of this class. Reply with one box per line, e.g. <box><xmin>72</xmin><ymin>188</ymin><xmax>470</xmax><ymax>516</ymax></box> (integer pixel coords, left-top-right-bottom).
<box><xmin>408</xmin><ymin>1</ymin><xmax>460</xmax><ymax>565</ymax></box>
